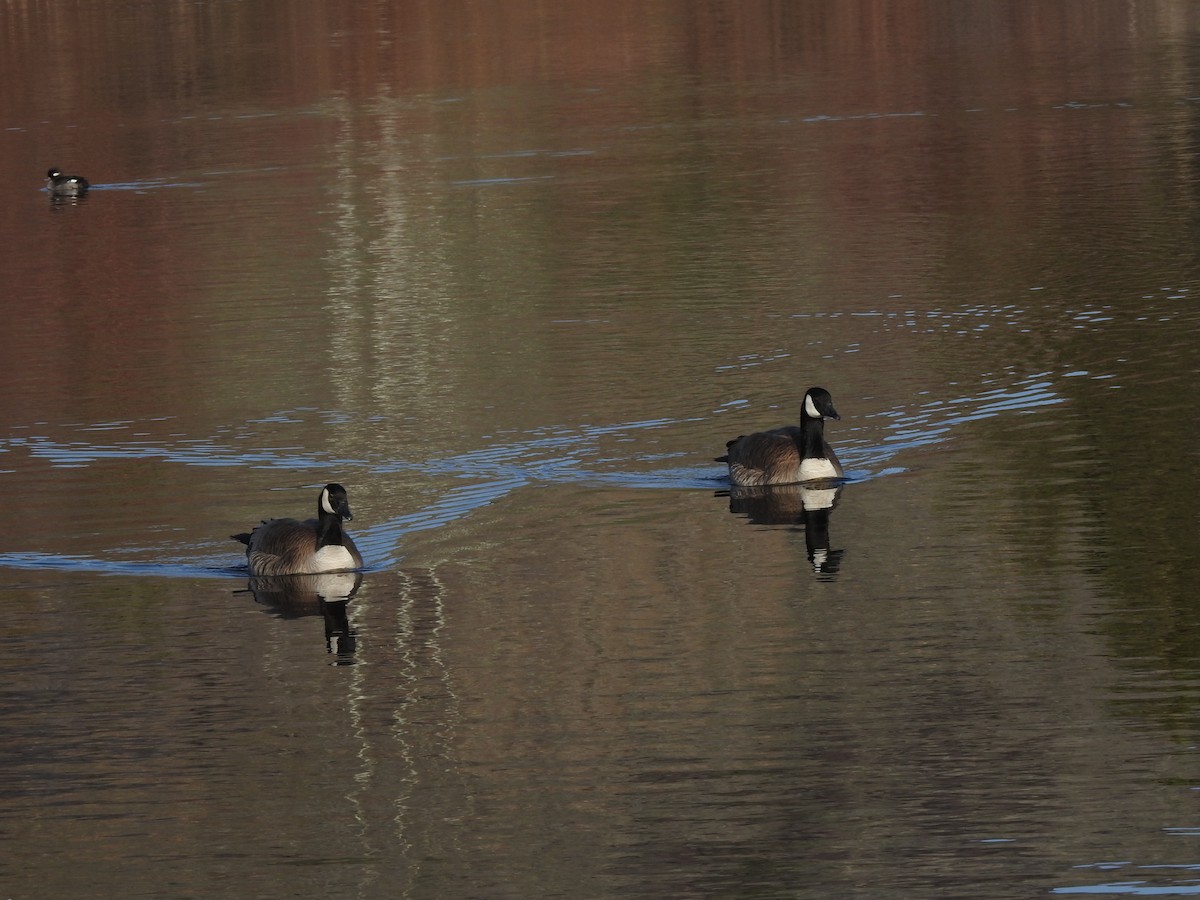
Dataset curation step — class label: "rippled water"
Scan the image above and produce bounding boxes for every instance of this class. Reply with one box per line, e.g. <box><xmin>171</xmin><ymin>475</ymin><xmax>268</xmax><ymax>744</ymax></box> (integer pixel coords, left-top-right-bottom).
<box><xmin>5</xmin><ymin>2</ymin><xmax>1200</xmax><ymax>897</ymax></box>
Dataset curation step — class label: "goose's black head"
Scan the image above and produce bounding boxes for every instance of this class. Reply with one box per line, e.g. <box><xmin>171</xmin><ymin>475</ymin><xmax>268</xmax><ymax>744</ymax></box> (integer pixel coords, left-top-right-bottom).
<box><xmin>319</xmin><ymin>483</ymin><xmax>353</xmax><ymax>521</ymax></box>
<box><xmin>802</xmin><ymin>387</ymin><xmax>840</xmax><ymax>422</ymax></box>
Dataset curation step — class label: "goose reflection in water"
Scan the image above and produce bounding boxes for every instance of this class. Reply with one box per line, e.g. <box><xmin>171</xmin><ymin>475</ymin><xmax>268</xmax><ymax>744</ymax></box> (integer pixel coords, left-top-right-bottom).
<box><xmin>237</xmin><ymin>571</ymin><xmax>362</xmax><ymax>664</ymax></box>
<box><xmin>721</xmin><ymin>482</ymin><xmax>845</xmax><ymax>575</ymax></box>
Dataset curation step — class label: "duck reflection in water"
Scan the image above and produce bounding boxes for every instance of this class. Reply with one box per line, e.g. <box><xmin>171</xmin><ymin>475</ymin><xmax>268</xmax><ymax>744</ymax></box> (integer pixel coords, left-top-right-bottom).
<box><xmin>721</xmin><ymin>482</ymin><xmax>845</xmax><ymax>575</ymax></box>
<box><xmin>237</xmin><ymin>571</ymin><xmax>362</xmax><ymax>663</ymax></box>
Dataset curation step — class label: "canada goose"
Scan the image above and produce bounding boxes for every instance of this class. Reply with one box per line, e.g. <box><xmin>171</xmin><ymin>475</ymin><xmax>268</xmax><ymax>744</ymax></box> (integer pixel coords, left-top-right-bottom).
<box><xmin>232</xmin><ymin>483</ymin><xmax>364</xmax><ymax>576</ymax></box>
<box><xmin>46</xmin><ymin>168</ymin><xmax>89</xmax><ymax>195</ymax></box>
<box><xmin>717</xmin><ymin>386</ymin><xmax>844</xmax><ymax>486</ymax></box>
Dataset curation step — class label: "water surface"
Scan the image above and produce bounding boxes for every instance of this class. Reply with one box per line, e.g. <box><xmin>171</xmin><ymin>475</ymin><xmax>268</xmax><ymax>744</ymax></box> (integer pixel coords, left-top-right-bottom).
<box><xmin>4</xmin><ymin>2</ymin><xmax>1200</xmax><ymax>897</ymax></box>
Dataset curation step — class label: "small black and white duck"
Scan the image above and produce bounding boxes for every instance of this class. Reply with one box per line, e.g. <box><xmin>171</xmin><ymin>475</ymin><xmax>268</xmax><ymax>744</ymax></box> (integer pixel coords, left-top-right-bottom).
<box><xmin>46</xmin><ymin>167</ymin><xmax>90</xmax><ymax>196</ymax></box>
<box><xmin>717</xmin><ymin>386</ymin><xmax>844</xmax><ymax>486</ymax></box>
<box><xmin>232</xmin><ymin>483</ymin><xmax>364</xmax><ymax>576</ymax></box>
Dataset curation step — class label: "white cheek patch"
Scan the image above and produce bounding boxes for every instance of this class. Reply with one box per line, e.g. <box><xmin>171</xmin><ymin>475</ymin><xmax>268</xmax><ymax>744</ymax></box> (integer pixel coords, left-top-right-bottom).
<box><xmin>321</xmin><ymin>488</ymin><xmax>336</xmax><ymax>515</ymax></box>
<box><xmin>804</xmin><ymin>394</ymin><xmax>821</xmax><ymax>418</ymax></box>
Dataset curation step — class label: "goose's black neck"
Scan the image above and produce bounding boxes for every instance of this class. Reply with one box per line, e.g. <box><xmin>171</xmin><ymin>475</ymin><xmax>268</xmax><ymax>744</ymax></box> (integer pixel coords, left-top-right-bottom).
<box><xmin>316</xmin><ymin>509</ymin><xmax>347</xmax><ymax>547</ymax></box>
<box><xmin>797</xmin><ymin>415</ymin><xmax>827</xmax><ymax>459</ymax></box>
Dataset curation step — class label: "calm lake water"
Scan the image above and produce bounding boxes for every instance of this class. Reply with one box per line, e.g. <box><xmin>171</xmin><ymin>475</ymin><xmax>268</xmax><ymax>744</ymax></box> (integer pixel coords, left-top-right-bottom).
<box><xmin>5</xmin><ymin>2</ymin><xmax>1200</xmax><ymax>897</ymax></box>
